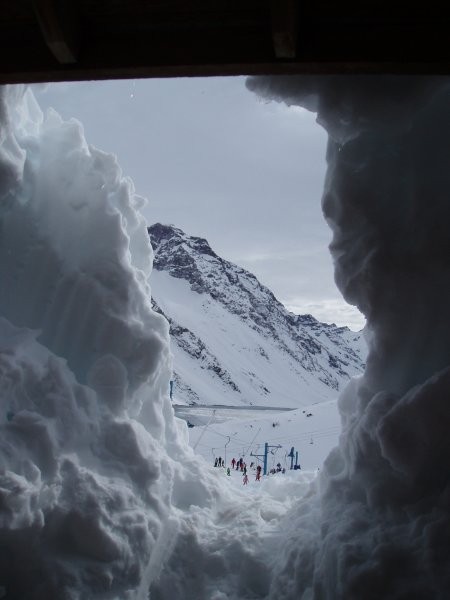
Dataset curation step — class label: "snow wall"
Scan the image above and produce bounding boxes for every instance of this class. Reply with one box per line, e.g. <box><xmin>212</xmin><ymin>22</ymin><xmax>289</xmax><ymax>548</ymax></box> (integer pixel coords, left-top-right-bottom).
<box><xmin>2</xmin><ymin>79</ymin><xmax>450</xmax><ymax>600</ymax></box>
<box><xmin>246</xmin><ymin>76</ymin><xmax>450</xmax><ymax>598</ymax></box>
<box><xmin>0</xmin><ymin>85</ymin><xmax>229</xmax><ymax>599</ymax></box>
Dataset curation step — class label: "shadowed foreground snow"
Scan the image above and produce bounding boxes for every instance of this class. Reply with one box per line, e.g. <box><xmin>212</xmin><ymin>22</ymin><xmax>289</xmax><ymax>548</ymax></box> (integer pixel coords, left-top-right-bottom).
<box><xmin>1</xmin><ymin>79</ymin><xmax>450</xmax><ymax>599</ymax></box>
<box><xmin>247</xmin><ymin>76</ymin><xmax>450</xmax><ymax>599</ymax></box>
<box><xmin>0</xmin><ymin>86</ymin><xmax>220</xmax><ymax>599</ymax></box>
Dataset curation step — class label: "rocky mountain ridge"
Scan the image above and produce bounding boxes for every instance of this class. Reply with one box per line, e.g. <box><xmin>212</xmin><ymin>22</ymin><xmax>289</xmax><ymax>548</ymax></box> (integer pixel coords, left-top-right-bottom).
<box><xmin>148</xmin><ymin>223</ymin><xmax>366</xmax><ymax>407</ymax></box>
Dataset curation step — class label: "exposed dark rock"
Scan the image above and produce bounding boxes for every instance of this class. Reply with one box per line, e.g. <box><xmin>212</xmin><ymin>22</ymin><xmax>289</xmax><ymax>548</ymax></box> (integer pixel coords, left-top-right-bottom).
<box><xmin>148</xmin><ymin>223</ymin><xmax>366</xmax><ymax>405</ymax></box>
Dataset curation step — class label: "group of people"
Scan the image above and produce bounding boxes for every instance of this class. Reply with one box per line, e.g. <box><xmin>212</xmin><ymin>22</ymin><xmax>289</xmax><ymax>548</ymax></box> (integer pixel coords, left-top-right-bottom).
<box><xmin>231</xmin><ymin>457</ymin><xmax>258</xmax><ymax>481</ymax></box>
<box><xmin>269</xmin><ymin>462</ymin><xmax>286</xmax><ymax>475</ymax></box>
<box><xmin>213</xmin><ymin>456</ymin><xmax>264</xmax><ymax>483</ymax></box>
<box><xmin>231</xmin><ymin>457</ymin><xmax>246</xmax><ymax>472</ymax></box>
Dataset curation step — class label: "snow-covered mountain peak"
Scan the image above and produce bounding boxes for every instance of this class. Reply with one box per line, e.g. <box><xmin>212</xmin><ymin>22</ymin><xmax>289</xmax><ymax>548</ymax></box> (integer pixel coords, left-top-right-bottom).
<box><xmin>149</xmin><ymin>223</ymin><xmax>285</xmax><ymax>315</ymax></box>
<box><xmin>150</xmin><ymin>222</ymin><xmax>218</xmax><ymax>259</ymax></box>
<box><xmin>148</xmin><ymin>223</ymin><xmax>366</xmax><ymax>407</ymax></box>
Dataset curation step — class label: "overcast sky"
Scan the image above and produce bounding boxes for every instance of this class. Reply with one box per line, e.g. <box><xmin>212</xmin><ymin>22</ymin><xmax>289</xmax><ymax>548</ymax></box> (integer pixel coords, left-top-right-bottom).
<box><xmin>33</xmin><ymin>77</ymin><xmax>365</xmax><ymax>330</ymax></box>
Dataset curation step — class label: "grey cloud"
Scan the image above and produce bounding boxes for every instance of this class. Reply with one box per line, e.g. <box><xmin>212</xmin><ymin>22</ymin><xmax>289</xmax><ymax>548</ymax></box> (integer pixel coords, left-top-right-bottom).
<box><xmin>33</xmin><ymin>77</ymin><xmax>363</xmax><ymax>329</ymax></box>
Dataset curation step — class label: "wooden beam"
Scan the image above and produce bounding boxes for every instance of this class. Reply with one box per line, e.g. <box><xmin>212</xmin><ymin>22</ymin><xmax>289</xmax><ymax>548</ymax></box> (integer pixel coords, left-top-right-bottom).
<box><xmin>270</xmin><ymin>0</ymin><xmax>299</xmax><ymax>59</ymax></box>
<box><xmin>33</xmin><ymin>0</ymin><xmax>80</xmax><ymax>64</ymax></box>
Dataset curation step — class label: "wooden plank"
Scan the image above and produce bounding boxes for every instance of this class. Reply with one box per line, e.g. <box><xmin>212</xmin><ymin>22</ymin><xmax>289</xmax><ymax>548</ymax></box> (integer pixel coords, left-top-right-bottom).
<box><xmin>33</xmin><ymin>0</ymin><xmax>80</xmax><ymax>64</ymax></box>
<box><xmin>270</xmin><ymin>0</ymin><xmax>298</xmax><ymax>59</ymax></box>
<box><xmin>0</xmin><ymin>1</ymin><xmax>450</xmax><ymax>82</ymax></box>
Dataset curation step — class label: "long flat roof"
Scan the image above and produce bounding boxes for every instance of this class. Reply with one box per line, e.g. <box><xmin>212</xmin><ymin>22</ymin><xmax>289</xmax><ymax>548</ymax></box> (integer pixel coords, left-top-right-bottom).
<box><xmin>2</xmin><ymin>1</ymin><xmax>450</xmax><ymax>83</ymax></box>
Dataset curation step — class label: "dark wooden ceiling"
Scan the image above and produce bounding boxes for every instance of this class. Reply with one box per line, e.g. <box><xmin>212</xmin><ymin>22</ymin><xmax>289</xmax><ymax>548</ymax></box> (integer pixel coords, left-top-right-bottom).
<box><xmin>2</xmin><ymin>0</ymin><xmax>450</xmax><ymax>83</ymax></box>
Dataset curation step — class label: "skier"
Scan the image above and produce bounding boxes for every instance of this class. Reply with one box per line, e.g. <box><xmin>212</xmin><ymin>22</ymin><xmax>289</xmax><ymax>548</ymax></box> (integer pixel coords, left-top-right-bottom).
<box><xmin>214</xmin><ymin>458</ymin><xmax>218</xmax><ymax>467</ymax></box>
<box><xmin>231</xmin><ymin>458</ymin><xmax>236</xmax><ymax>469</ymax></box>
<box><xmin>243</xmin><ymin>473</ymin><xmax>249</xmax><ymax>485</ymax></box>
<box><xmin>227</xmin><ymin>467</ymin><xmax>231</xmax><ymax>476</ymax></box>
<box><xmin>218</xmin><ymin>456</ymin><xmax>222</xmax><ymax>467</ymax></box>
<box><xmin>256</xmin><ymin>465</ymin><xmax>262</xmax><ymax>481</ymax></box>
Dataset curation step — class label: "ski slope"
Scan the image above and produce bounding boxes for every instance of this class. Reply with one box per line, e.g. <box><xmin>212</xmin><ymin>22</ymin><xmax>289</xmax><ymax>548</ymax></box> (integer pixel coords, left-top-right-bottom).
<box><xmin>185</xmin><ymin>397</ymin><xmax>342</xmax><ymax>472</ymax></box>
<box><xmin>153</xmin><ymin>268</ymin><xmax>365</xmax><ymax>408</ymax></box>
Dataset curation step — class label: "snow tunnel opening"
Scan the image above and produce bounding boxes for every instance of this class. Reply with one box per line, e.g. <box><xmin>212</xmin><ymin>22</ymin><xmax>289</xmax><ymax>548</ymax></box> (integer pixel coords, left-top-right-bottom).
<box><xmin>0</xmin><ymin>78</ymin><xmax>366</xmax><ymax>599</ymax></box>
<box><xmin>29</xmin><ymin>77</ymin><xmax>365</xmax><ymax>478</ymax></box>
<box><xmin>2</xmin><ymin>75</ymin><xmax>449</xmax><ymax>599</ymax></box>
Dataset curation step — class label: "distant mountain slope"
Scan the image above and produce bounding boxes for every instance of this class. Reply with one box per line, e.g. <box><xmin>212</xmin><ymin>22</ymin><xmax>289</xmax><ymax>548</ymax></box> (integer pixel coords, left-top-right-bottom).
<box><xmin>148</xmin><ymin>223</ymin><xmax>366</xmax><ymax>407</ymax></box>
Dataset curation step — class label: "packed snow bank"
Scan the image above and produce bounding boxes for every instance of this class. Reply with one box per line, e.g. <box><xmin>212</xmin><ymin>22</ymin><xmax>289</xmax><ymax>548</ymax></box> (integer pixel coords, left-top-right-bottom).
<box><xmin>247</xmin><ymin>76</ymin><xmax>450</xmax><ymax>598</ymax></box>
<box><xmin>0</xmin><ymin>85</ymin><xmax>224</xmax><ymax>599</ymax></box>
<box><xmin>150</xmin><ymin>470</ymin><xmax>316</xmax><ymax>600</ymax></box>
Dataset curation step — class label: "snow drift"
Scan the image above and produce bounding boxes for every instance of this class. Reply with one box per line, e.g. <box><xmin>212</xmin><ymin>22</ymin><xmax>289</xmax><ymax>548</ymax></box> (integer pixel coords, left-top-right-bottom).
<box><xmin>0</xmin><ymin>85</ymin><xmax>221</xmax><ymax>599</ymax></box>
<box><xmin>247</xmin><ymin>76</ymin><xmax>450</xmax><ymax>598</ymax></box>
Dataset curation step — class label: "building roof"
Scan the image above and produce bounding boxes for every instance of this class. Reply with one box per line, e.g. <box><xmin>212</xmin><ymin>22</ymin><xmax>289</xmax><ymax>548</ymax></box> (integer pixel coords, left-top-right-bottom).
<box><xmin>1</xmin><ymin>1</ymin><xmax>450</xmax><ymax>83</ymax></box>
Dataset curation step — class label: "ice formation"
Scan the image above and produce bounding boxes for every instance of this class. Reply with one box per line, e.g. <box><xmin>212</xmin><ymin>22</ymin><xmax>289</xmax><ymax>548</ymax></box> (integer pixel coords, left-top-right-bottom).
<box><xmin>247</xmin><ymin>76</ymin><xmax>450</xmax><ymax>598</ymax></box>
